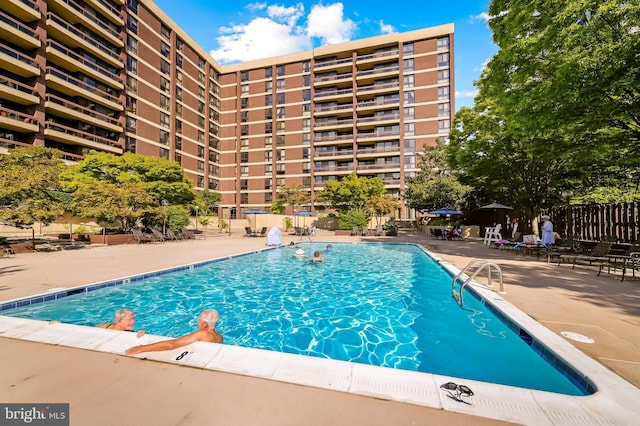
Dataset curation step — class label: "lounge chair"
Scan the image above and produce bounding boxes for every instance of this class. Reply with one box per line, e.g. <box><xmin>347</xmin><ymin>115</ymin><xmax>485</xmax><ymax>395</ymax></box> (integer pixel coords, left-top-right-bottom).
<box><xmin>483</xmin><ymin>224</ymin><xmax>502</xmax><ymax>245</ymax></box>
<box><xmin>375</xmin><ymin>225</ymin><xmax>383</xmax><ymax>236</ymax></box>
<box><xmin>244</xmin><ymin>226</ymin><xmax>255</xmax><ymax>237</ymax></box>
<box><xmin>599</xmin><ymin>239</ymin><xmax>640</xmax><ymax>281</ymax></box>
<box><xmin>559</xmin><ymin>238</ymin><xmax>616</xmax><ymax>269</ymax></box>
<box><xmin>150</xmin><ymin>228</ymin><xmax>165</xmax><ymax>242</ymax></box>
<box><xmin>351</xmin><ymin>226</ymin><xmax>359</xmax><ymax>236</ymax></box>
<box><xmin>361</xmin><ymin>227</ymin><xmax>369</xmax><ymax>236</ymax></box>
<box><xmin>258</xmin><ymin>226</ymin><xmax>267</xmax><ymax>237</ymax></box>
<box><xmin>131</xmin><ymin>229</ymin><xmax>154</xmax><ymax>243</ymax></box>
<box><xmin>165</xmin><ymin>228</ymin><xmax>181</xmax><ymax>240</ymax></box>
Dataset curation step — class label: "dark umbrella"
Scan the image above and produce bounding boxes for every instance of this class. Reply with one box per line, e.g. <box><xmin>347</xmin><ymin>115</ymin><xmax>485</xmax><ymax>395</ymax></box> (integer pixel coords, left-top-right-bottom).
<box><xmin>244</xmin><ymin>208</ymin><xmax>267</xmax><ymax>232</ymax></box>
<box><xmin>428</xmin><ymin>208</ymin><xmax>462</xmax><ymax>216</ymax></box>
<box><xmin>479</xmin><ymin>203</ymin><xmax>513</xmax><ymax>225</ymax></box>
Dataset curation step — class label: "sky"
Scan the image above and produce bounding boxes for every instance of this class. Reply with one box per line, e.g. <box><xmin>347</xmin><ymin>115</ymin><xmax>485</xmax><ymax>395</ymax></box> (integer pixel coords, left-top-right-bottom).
<box><xmin>151</xmin><ymin>0</ymin><xmax>497</xmax><ymax>111</ymax></box>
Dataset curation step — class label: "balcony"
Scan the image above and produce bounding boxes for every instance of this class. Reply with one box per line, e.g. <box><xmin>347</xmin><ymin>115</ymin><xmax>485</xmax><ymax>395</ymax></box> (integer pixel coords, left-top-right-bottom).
<box><xmin>356</xmin><ymin>65</ymin><xmax>400</xmax><ymax>84</ymax></box>
<box><xmin>46</xmin><ymin>40</ymin><xmax>123</xmax><ymax>89</ymax></box>
<box><xmin>49</xmin><ymin>0</ymin><xmax>123</xmax><ymax>48</ymax></box>
<box><xmin>313</xmin><ymin>72</ymin><xmax>353</xmax><ymax>87</ymax></box>
<box><xmin>314</xmin><ymin>148</ymin><xmax>354</xmax><ymax>159</ymax></box>
<box><xmin>85</xmin><ymin>0</ymin><xmax>124</xmax><ymax>26</ymax></box>
<box><xmin>4</xmin><ymin>0</ymin><xmax>41</xmax><ymax>22</ymax></box>
<box><xmin>0</xmin><ymin>43</ymin><xmax>39</xmax><ymax>77</ymax></box>
<box><xmin>313</xmin><ymin>164</ymin><xmax>354</xmax><ymax>173</ymax></box>
<box><xmin>356</xmin><ymin>97</ymin><xmax>400</xmax><ymax>111</ymax></box>
<box><xmin>45</xmin><ymin>94</ymin><xmax>122</xmax><ymax>133</ymax></box>
<box><xmin>356</xmin><ymin>112</ymin><xmax>400</xmax><ymax>129</ymax></box>
<box><xmin>313</xmin><ymin>119</ymin><xmax>353</xmax><ymax>131</ymax></box>
<box><xmin>356</xmin><ymin>81</ymin><xmax>399</xmax><ymax>95</ymax></box>
<box><xmin>314</xmin><ymin>103</ymin><xmax>353</xmax><ymax>116</ymax></box>
<box><xmin>314</xmin><ymin>133</ymin><xmax>354</xmax><ymax>144</ymax></box>
<box><xmin>0</xmin><ymin>107</ymin><xmax>38</xmax><ymax>133</ymax></box>
<box><xmin>0</xmin><ymin>76</ymin><xmax>39</xmax><ymax>105</ymax></box>
<box><xmin>47</xmin><ymin>13</ymin><xmax>123</xmax><ymax>69</ymax></box>
<box><xmin>356</xmin><ymin>49</ymin><xmax>399</xmax><ymax>65</ymax></box>
<box><xmin>356</xmin><ymin>145</ymin><xmax>401</xmax><ymax>158</ymax></box>
<box><xmin>356</xmin><ymin>130</ymin><xmax>400</xmax><ymax>142</ymax></box>
<box><xmin>357</xmin><ymin>162</ymin><xmax>401</xmax><ymax>171</ymax></box>
<box><xmin>313</xmin><ymin>87</ymin><xmax>353</xmax><ymax>102</ymax></box>
<box><xmin>0</xmin><ymin>11</ymin><xmax>40</xmax><ymax>49</ymax></box>
<box><xmin>45</xmin><ymin>67</ymin><xmax>122</xmax><ymax>111</ymax></box>
<box><xmin>44</xmin><ymin>121</ymin><xmax>123</xmax><ymax>154</ymax></box>
<box><xmin>313</xmin><ymin>57</ymin><xmax>352</xmax><ymax>72</ymax></box>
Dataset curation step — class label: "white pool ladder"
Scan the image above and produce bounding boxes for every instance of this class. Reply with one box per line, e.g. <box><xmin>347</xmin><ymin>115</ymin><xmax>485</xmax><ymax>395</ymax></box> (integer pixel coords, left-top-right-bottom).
<box><xmin>452</xmin><ymin>258</ymin><xmax>504</xmax><ymax>307</ymax></box>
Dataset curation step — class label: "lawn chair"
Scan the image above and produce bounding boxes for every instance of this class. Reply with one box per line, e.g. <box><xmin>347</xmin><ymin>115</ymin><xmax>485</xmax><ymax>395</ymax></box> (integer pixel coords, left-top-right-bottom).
<box><xmin>131</xmin><ymin>229</ymin><xmax>154</xmax><ymax>243</ymax></box>
<box><xmin>599</xmin><ymin>239</ymin><xmax>640</xmax><ymax>281</ymax></box>
<box><xmin>244</xmin><ymin>226</ymin><xmax>255</xmax><ymax>237</ymax></box>
<box><xmin>150</xmin><ymin>228</ymin><xmax>165</xmax><ymax>242</ymax></box>
<box><xmin>559</xmin><ymin>237</ymin><xmax>615</xmax><ymax>269</ymax></box>
<box><xmin>258</xmin><ymin>226</ymin><xmax>267</xmax><ymax>237</ymax></box>
<box><xmin>351</xmin><ymin>226</ymin><xmax>359</xmax><ymax>236</ymax></box>
<box><xmin>361</xmin><ymin>227</ymin><xmax>369</xmax><ymax>236</ymax></box>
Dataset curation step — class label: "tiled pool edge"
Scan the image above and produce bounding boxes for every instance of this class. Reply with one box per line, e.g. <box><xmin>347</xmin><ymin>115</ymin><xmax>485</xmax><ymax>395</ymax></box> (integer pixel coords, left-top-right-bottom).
<box><xmin>1</xmin><ymin>244</ymin><xmax>639</xmax><ymax>424</ymax></box>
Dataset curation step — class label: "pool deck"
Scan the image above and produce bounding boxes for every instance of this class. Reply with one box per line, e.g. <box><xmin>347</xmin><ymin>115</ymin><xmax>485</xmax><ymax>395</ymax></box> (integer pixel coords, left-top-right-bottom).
<box><xmin>1</xmin><ymin>229</ymin><xmax>639</xmax><ymax>425</ymax></box>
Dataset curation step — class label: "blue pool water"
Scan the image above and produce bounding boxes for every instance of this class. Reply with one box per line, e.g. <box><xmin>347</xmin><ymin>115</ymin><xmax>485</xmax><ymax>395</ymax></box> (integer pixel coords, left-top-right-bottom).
<box><xmin>2</xmin><ymin>243</ymin><xmax>588</xmax><ymax>395</ymax></box>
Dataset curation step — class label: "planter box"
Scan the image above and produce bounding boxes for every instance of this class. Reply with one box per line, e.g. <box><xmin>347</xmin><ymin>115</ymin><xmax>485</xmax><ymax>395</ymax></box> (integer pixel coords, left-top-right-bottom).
<box><xmin>89</xmin><ymin>234</ymin><xmax>133</xmax><ymax>245</ymax></box>
<box><xmin>9</xmin><ymin>243</ymin><xmax>35</xmax><ymax>253</ymax></box>
<box><xmin>334</xmin><ymin>230</ymin><xmax>353</xmax><ymax>236</ymax></box>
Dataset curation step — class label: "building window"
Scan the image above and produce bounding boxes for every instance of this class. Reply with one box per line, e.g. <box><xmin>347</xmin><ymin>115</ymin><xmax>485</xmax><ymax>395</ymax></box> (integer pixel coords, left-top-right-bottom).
<box><xmin>438</xmin><ymin>103</ymin><xmax>450</xmax><ymax>116</ymax></box>
<box><xmin>127</xmin><ymin>35</ymin><xmax>138</xmax><ymax>54</ymax></box>
<box><xmin>277</xmin><ymin>65</ymin><xmax>285</xmax><ymax>76</ymax></box>
<box><xmin>276</xmin><ymin>107</ymin><xmax>285</xmax><ymax>118</ymax></box>
<box><xmin>198</xmin><ymin>101</ymin><xmax>205</xmax><ymax>114</ymax></box>
<box><xmin>159</xmin><ymin>147</ymin><xmax>169</xmax><ymax>159</ymax></box>
<box><xmin>403</xmin><ymin>42</ymin><xmax>414</xmax><ymax>55</ymax></box>
<box><xmin>265</xmin><ymin>80</ymin><xmax>272</xmax><ymax>92</ymax></box>
<box><xmin>404</xmin><ymin>90</ymin><xmax>415</xmax><ymax>104</ymax></box>
<box><xmin>175</xmin><ymin>136</ymin><xmax>182</xmax><ymax>150</ymax></box>
<box><xmin>303</xmin><ymin>162</ymin><xmax>311</xmax><ymax>172</ymax></box>
<box><xmin>126</xmin><ymin>57</ymin><xmax>137</xmax><ymax>74</ymax></box>
<box><xmin>277</xmin><ymin>79</ymin><xmax>285</xmax><ymax>90</ymax></box>
<box><xmin>404</xmin><ymin>106</ymin><xmax>415</xmax><ymax>119</ymax></box>
<box><xmin>176</xmin><ymin>53</ymin><xmax>183</xmax><ymax>68</ymax></box>
<box><xmin>276</xmin><ymin>121</ymin><xmax>285</xmax><ymax>131</ymax></box>
<box><xmin>241</xmin><ymin>125</ymin><xmax>249</xmax><ymax>136</ymax></box>
<box><xmin>404</xmin><ymin>138</ymin><xmax>416</xmax><ymax>152</ymax></box>
<box><xmin>277</xmin><ymin>149</ymin><xmax>285</xmax><ymax>161</ymax></box>
<box><xmin>277</xmin><ymin>93</ymin><xmax>285</xmax><ymax>105</ymax></box>
<box><xmin>160</xmin><ymin>95</ymin><xmax>169</xmax><ymax>110</ymax></box>
<box><xmin>265</xmin><ymin>136</ymin><xmax>272</xmax><ymax>147</ymax></box>
<box><xmin>303</xmin><ymin>89</ymin><xmax>311</xmax><ymax>101</ymax></box>
<box><xmin>265</xmin><ymin>164</ymin><xmax>272</xmax><ymax>174</ymax></box>
<box><xmin>404</xmin><ymin>122</ymin><xmax>415</xmax><ymax>136</ymax></box>
<box><xmin>125</xmin><ymin>136</ymin><xmax>136</xmax><ymax>153</ymax></box>
<box><xmin>303</xmin><ymin>133</ymin><xmax>311</xmax><ymax>144</ymax></box>
<box><xmin>276</xmin><ymin>163</ymin><xmax>285</xmax><ymax>175</ymax></box>
<box><xmin>241</xmin><ymin>84</ymin><xmax>249</xmax><ymax>94</ymax></box>
<box><xmin>241</xmin><ymin>138</ymin><xmax>249</xmax><ymax>148</ymax></box>
<box><xmin>175</xmin><ymin>119</ymin><xmax>182</xmax><ymax>134</ymax></box>
<box><xmin>126</xmin><ymin>117</ymin><xmax>136</xmax><ymax>132</ymax></box>
<box><xmin>302</xmin><ymin>118</ymin><xmax>310</xmax><ymax>129</ymax></box>
<box><xmin>198</xmin><ymin>115</ymin><xmax>205</xmax><ymax>127</ymax></box>
<box><xmin>198</xmin><ymin>130</ymin><xmax>204</xmax><ymax>143</ymax></box>
<box><xmin>241</xmin><ymin>166</ymin><xmax>248</xmax><ymax>176</ymax></box>
<box><xmin>160</xmin><ymin>77</ymin><xmax>169</xmax><ymax>93</ymax></box>
<box><xmin>276</xmin><ymin>178</ymin><xmax>285</xmax><ymax>186</ymax></box>
<box><xmin>276</xmin><ymin>135</ymin><xmax>285</xmax><ymax>146</ymax></box>
<box><xmin>176</xmin><ymin>87</ymin><xmax>182</xmax><ymax>101</ymax></box>
<box><xmin>161</xmin><ymin>24</ymin><xmax>170</xmax><ymax>39</ymax></box>
<box><xmin>176</xmin><ymin>103</ymin><xmax>183</xmax><ymax>117</ymax></box>
<box><xmin>161</xmin><ymin>59</ymin><xmax>170</xmax><ymax>75</ymax></box>
<box><xmin>265</xmin><ymin>178</ymin><xmax>272</xmax><ymax>190</ymax></box>
<box><xmin>127</xmin><ymin>76</ymin><xmax>137</xmax><ymax>93</ymax></box>
<box><xmin>302</xmin><ymin>61</ymin><xmax>310</xmax><ymax>72</ymax></box>
<box><xmin>127</xmin><ymin>15</ymin><xmax>137</xmax><ymax>34</ymax></box>
<box><xmin>241</xmin><ymin>97</ymin><xmax>249</xmax><ymax>109</ymax></box>
<box><xmin>265</xmin><ymin>122</ymin><xmax>272</xmax><ymax>133</ymax></box>
<box><xmin>403</xmin><ymin>75</ymin><xmax>414</xmax><ymax>88</ymax></box>
<box><xmin>303</xmin><ymin>75</ymin><xmax>310</xmax><ymax>87</ymax></box>
<box><xmin>160</xmin><ymin>112</ymin><xmax>169</xmax><ymax>128</ymax></box>
<box><xmin>241</xmin><ymin>111</ymin><xmax>248</xmax><ymax>122</ymax></box>
<box><xmin>302</xmin><ymin>148</ymin><xmax>310</xmax><ymax>159</ymax></box>
<box><xmin>403</xmin><ymin>58</ymin><xmax>414</xmax><ymax>71</ymax></box>
<box><xmin>127</xmin><ymin>0</ymin><xmax>138</xmax><ymax>13</ymax></box>
<box><xmin>159</xmin><ymin>130</ymin><xmax>169</xmax><ymax>144</ymax></box>
<box><xmin>438</xmin><ymin>119</ymin><xmax>451</xmax><ymax>131</ymax></box>
<box><xmin>265</xmin><ymin>108</ymin><xmax>272</xmax><ymax>119</ymax></box>
<box><xmin>198</xmin><ymin>145</ymin><xmax>205</xmax><ymax>158</ymax></box>
<box><xmin>176</xmin><ymin>38</ymin><xmax>183</xmax><ymax>52</ymax></box>
<box><xmin>437</xmin><ymin>37</ymin><xmax>449</xmax><ymax>49</ymax></box>
<box><xmin>240</xmin><ymin>179</ymin><xmax>248</xmax><ymax>190</ymax></box>
<box><xmin>264</xmin><ymin>150</ymin><xmax>272</xmax><ymax>161</ymax></box>
<box><xmin>438</xmin><ymin>69</ymin><xmax>450</xmax><ymax>83</ymax></box>
<box><xmin>438</xmin><ymin>86</ymin><xmax>450</xmax><ymax>99</ymax></box>
<box><xmin>175</xmin><ymin>153</ymin><xmax>182</xmax><ymax>165</ymax></box>
<box><xmin>265</xmin><ymin>94</ymin><xmax>272</xmax><ymax>106</ymax></box>
<box><xmin>126</xmin><ymin>95</ymin><xmax>136</xmax><ymax>113</ymax></box>
<box><xmin>437</xmin><ymin>53</ymin><xmax>449</xmax><ymax>67</ymax></box>
<box><xmin>302</xmin><ymin>104</ymin><xmax>311</xmax><ymax>115</ymax></box>
<box><xmin>160</xmin><ymin>41</ymin><xmax>170</xmax><ymax>58</ymax></box>
<box><xmin>241</xmin><ymin>71</ymin><xmax>249</xmax><ymax>82</ymax></box>
<box><xmin>265</xmin><ymin>67</ymin><xmax>272</xmax><ymax>78</ymax></box>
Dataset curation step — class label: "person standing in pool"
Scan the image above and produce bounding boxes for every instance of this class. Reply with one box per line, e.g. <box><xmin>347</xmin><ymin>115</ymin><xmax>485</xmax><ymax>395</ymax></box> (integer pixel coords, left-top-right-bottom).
<box><xmin>97</xmin><ymin>308</ymin><xmax>146</xmax><ymax>338</ymax></box>
<box><xmin>311</xmin><ymin>250</ymin><xmax>323</xmax><ymax>262</ymax></box>
<box><xmin>324</xmin><ymin>244</ymin><xmax>333</xmax><ymax>253</ymax></box>
<box><xmin>124</xmin><ymin>309</ymin><xmax>222</xmax><ymax>355</ymax></box>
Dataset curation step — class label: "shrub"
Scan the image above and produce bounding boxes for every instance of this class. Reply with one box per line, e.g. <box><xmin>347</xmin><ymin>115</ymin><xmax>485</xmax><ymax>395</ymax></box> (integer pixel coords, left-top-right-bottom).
<box><xmin>338</xmin><ymin>210</ymin><xmax>368</xmax><ymax>230</ymax></box>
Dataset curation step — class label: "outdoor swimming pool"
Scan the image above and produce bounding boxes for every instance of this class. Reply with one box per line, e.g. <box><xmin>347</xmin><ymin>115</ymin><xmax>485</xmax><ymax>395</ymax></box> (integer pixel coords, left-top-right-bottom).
<box><xmin>1</xmin><ymin>242</ymin><xmax>591</xmax><ymax>396</ymax></box>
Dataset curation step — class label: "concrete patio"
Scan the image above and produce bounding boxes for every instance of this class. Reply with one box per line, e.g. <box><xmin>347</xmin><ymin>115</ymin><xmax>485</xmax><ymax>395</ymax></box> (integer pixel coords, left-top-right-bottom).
<box><xmin>0</xmin><ymin>228</ymin><xmax>638</xmax><ymax>425</ymax></box>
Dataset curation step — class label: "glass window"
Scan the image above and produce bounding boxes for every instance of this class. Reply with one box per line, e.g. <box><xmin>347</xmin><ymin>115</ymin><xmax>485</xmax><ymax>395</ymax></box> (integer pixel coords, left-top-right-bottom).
<box><xmin>404</xmin><ymin>90</ymin><xmax>415</xmax><ymax>104</ymax></box>
<box><xmin>265</xmin><ymin>81</ymin><xmax>272</xmax><ymax>91</ymax></box>
<box><xmin>438</xmin><ymin>69</ymin><xmax>450</xmax><ymax>83</ymax></box>
<box><xmin>160</xmin><ymin>77</ymin><xmax>169</xmax><ymax>93</ymax></box>
<box><xmin>160</xmin><ymin>112</ymin><xmax>169</xmax><ymax>128</ymax></box>
<box><xmin>159</xmin><ymin>129</ymin><xmax>169</xmax><ymax>144</ymax></box>
<box><xmin>176</xmin><ymin>53</ymin><xmax>183</xmax><ymax>69</ymax></box>
<box><xmin>126</xmin><ymin>57</ymin><xmax>137</xmax><ymax>74</ymax></box>
<box><xmin>277</xmin><ymin>79</ymin><xmax>285</xmax><ymax>90</ymax></box>
<box><xmin>160</xmin><ymin>41</ymin><xmax>170</xmax><ymax>58</ymax></box>
<box><xmin>438</xmin><ymin>103</ymin><xmax>450</xmax><ymax>116</ymax></box>
<box><xmin>160</xmin><ymin>59</ymin><xmax>170</xmax><ymax>75</ymax></box>
<box><xmin>438</xmin><ymin>119</ymin><xmax>451</xmax><ymax>131</ymax></box>
<box><xmin>438</xmin><ymin>86</ymin><xmax>450</xmax><ymax>99</ymax></box>
<box><xmin>127</xmin><ymin>16</ymin><xmax>138</xmax><ymax>34</ymax></box>
<box><xmin>403</xmin><ymin>42</ymin><xmax>414</xmax><ymax>55</ymax></box>
<box><xmin>159</xmin><ymin>147</ymin><xmax>169</xmax><ymax>159</ymax></box>
<box><xmin>127</xmin><ymin>0</ymin><xmax>138</xmax><ymax>13</ymax></box>
<box><xmin>437</xmin><ymin>53</ymin><xmax>449</xmax><ymax>66</ymax></box>
<box><xmin>127</xmin><ymin>35</ymin><xmax>138</xmax><ymax>54</ymax></box>
<box><xmin>277</xmin><ymin>65</ymin><xmax>285</xmax><ymax>76</ymax></box>
<box><xmin>127</xmin><ymin>76</ymin><xmax>137</xmax><ymax>93</ymax></box>
<box><xmin>403</xmin><ymin>75</ymin><xmax>414</xmax><ymax>88</ymax></box>
<box><xmin>161</xmin><ymin>24</ymin><xmax>170</xmax><ymax>39</ymax></box>
<box><xmin>277</xmin><ymin>93</ymin><xmax>285</xmax><ymax>104</ymax></box>
<box><xmin>265</xmin><ymin>67</ymin><xmax>272</xmax><ymax>78</ymax></box>
<box><xmin>437</xmin><ymin>37</ymin><xmax>449</xmax><ymax>49</ymax></box>
<box><xmin>403</xmin><ymin>58</ymin><xmax>414</xmax><ymax>71</ymax></box>
<box><xmin>265</xmin><ymin>94</ymin><xmax>272</xmax><ymax>106</ymax></box>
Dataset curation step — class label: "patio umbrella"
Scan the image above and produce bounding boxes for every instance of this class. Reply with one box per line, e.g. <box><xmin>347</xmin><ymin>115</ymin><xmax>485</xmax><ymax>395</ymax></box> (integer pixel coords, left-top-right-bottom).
<box><xmin>428</xmin><ymin>208</ymin><xmax>462</xmax><ymax>216</ymax></box>
<box><xmin>480</xmin><ymin>202</ymin><xmax>513</xmax><ymax>225</ymax></box>
<box><xmin>244</xmin><ymin>208</ymin><xmax>267</xmax><ymax>231</ymax></box>
<box><xmin>294</xmin><ymin>210</ymin><xmax>314</xmax><ymax>235</ymax></box>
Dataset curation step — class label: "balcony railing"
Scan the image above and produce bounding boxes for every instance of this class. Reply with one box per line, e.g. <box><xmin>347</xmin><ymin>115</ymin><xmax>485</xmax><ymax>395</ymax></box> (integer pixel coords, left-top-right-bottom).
<box><xmin>44</xmin><ymin>121</ymin><xmax>121</xmax><ymax>149</ymax></box>
<box><xmin>0</xmin><ymin>10</ymin><xmax>39</xmax><ymax>39</ymax></box>
<box><xmin>46</xmin><ymin>94</ymin><xmax>120</xmax><ymax>126</ymax></box>
<box><xmin>314</xmin><ymin>73</ymin><xmax>353</xmax><ymax>83</ymax></box>
<box><xmin>0</xmin><ymin>43</ymin><xmax>37</xmax><ymax>67</ymax></box>
<box><xmin>0</xmin><ymin>106</ymin><xmax>34</xmax><ymax>123</ymax></box>
<box><xmin>357</xmin><ymin>113</ymin><xmax>400</xmax><ymax>124</ymax></box>
<box><xmin>357</xmin><ymin>162</ymin><xmax>400</xmax><ymax>170</ymax></box>
<box><xmin>47</xmin><ymin>40</ymin><xmax>121</xmax><ymax>84</ymax></box>
<box><xmin>0</xmin><ymin>75</ymin><xmax>36</xmax><ymax>95</ymax></box>
<box><xmin>57</xmin><ymin>0</ymin><xmax>121</xmax><ymax>39</ymax></box>
<box><xmin>356</xmin><ymin>81</ymin><xmax>399</xmax><ymax>93</ymax></box>
<box><xmin>356</xmin><ymin>146</ymin><xmax>400</xmax><ymax>155</ymax></box>
<box><xmin>314</xmin><ymin>88</ymin><xmax>353</xmax><ymax>98</ymax></box>
<box><xmin>357</xmin><ymin>130</ymin><xmax>400</xmax><ymax>140</ymax></box>
<box><xmin>314</xmin><ymin>134</ymin><xmax>353</xmax><ymax>143</ymax></box>
<box><xmin>314</xmin><ymin>104</ymin><xmax>353</xmax><ymax>113</ymax></box>
<box><xmin>357</xmin><ymin>49</ymin><xmax>398</xmax><ymax>62</ymax></box>
<box><xmin>314</xmin><ymin>119</ymin><xmax>353</xmax><ymax>128</ymax></box>
<box><xmin>314</xmin><ymin>57</ymin><xmax>352</xmax><ymax>68</ymax></box>
<box><xmin>47</xmin><ymin>13</ymin><xmax>121</xmax><ymax>63</ymax></box>
<box><xmin>357</xmin><ymin>98</ymin><xmax>400</xmax><ymax>108</ymax></box>
<box><xmin>357</xmin><ymin>65</ymin><xmax>399</xmax><ymax>78</ymax></box>
<box><xmin>315</xmin><ymin>149</ymin><xmax>354</xmax><ymax>157</ymax></box>
<box><xmin>46</xmin><ymin>67</ymin><xmax>120</xmax><ymax>104</ymax></box>
<box><xmin>314</xmin><ymin>164</ymin><xmax>354</xmax><ymax>172</ymax></box>
<box><xmin>93</xmin><ymin>0</ymin><xmax>121</xmax><ymax>19</ymax></box>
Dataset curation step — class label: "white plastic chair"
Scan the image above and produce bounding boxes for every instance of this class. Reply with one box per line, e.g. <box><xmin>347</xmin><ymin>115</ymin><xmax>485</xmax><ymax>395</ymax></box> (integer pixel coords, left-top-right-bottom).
<box><xmin>483</xmin><ymin>223</ymin><xmax>502</xmax><ymax>245</ymax></box>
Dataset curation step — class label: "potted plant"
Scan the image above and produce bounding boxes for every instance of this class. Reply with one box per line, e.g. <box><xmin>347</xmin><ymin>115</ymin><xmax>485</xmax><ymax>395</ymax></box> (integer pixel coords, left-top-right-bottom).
<box><xmin>383</xmin><ymin>222</ymin><xmax>398</xmax><ymax>236</ymax></box>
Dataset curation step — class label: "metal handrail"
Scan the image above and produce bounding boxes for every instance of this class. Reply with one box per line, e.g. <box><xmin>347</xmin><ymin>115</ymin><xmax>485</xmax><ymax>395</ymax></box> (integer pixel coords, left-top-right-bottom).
<box><xmin>452</xmin><ymin>258</ymin><xmax>504</xmax><ymax>307</ymax></box>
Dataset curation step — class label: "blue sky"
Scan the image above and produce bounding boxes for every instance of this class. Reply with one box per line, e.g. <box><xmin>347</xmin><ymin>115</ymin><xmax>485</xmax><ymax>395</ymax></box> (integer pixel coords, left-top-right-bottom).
<box><xmin>151</xmin><ymin>0</ymin><xmax>496</xmax><ymax>110</ymax></box>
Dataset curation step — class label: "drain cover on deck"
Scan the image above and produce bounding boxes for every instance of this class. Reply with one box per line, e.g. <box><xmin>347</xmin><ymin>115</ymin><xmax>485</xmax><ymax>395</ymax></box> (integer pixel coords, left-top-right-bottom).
<box><xmin>560</xmin><ymin>331</ymin><xmax>595</xmax><ymax>343</ymax></box>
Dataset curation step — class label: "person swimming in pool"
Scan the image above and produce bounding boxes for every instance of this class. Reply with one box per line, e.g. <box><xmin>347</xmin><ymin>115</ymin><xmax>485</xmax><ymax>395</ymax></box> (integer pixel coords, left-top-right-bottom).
<box><xmin>125</xmin><ymin>309</ymin><xmax>222</xmax><ymax>355</ymax></box>
<box><xmin>97</xmin><ymin>308</ymin><xmax>146</xmax><ymax>338</ymax></box>
<box><xmin>324</xmin><ymin>244</ymin><xmax>333</xmax><ymax>253</ymax></box>
<box><xmin>311</xmin><ymin>250</ymin><xmax>323</xmax><ymax>262</ymax></box>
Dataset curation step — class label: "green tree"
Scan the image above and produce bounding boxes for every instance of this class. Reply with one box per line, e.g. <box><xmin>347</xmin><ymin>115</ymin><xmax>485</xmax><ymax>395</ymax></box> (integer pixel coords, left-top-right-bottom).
<box><xmin>0</xmin><ymin>147</ymin><xmax>66</xmax><ymax>227</ymax></box>
<box><xmin>270</xmin><ymin>200</ymin><xmax>284</xmax><ymax>214</ymax></box>
<box><xmin>195</xmin><ymin>190</ymin><xmax>221</xmax><ymax>215</ymax></box>
<box><xmin>337</xmin><ymin>209</ymin><xmax>368</xmax><ymax>230</ymax></box>
<box><xmin>316</xmin><ymin>173</ymin><xmax>386</xmax><ymax>214</ymax></box>
<box><xmin>365</xmin><ymin>194</ymin><xmax>401</xmax><ymax>225</ymax></box>
<box><xmin>277</xmin><ymin>183</ymin><xmax>310</xmax><ymax>212</ymax></box>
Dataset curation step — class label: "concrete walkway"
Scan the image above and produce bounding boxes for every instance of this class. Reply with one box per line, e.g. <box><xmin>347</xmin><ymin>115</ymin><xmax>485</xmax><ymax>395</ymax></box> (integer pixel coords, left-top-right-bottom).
<box><xmin>1</xmin><ymin>229</ymin><xmax>638</xmax><ymax>425</ymax></box>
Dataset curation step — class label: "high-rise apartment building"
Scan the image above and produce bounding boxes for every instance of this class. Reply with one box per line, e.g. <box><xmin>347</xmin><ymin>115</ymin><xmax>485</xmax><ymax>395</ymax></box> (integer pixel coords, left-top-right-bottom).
<box><xmin>0</xmin><ymin>0</ymin><xmax>453</xmax><ymax>219</ymax></box>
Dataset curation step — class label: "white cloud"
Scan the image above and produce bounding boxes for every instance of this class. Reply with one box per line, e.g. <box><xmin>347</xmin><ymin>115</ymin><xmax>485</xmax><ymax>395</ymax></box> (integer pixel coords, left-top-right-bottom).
<box><xmin>306</xmin><ymin>3</ymin><xmax>356</xmax><ymax>45</ymax></box>
<box><xmin>210</xmin><ymin>17</ymin><xmax>310</xmax><ymax>63</ymax></box>
<box><xmin>470</xmin><ymin>12</ymin><xmax>490</xmax><ymax>23</ymax></box>
<box><xmin>455</xmin><ymin>89</ymin><xmax>479</xmax><ymax>98</ymax></box>
<box><xmin>210</xmin><ymin>2</ymin><xmax>358</xmax><ymax>63</ymax></box>
<box><xmin>379</xmin><ymin>20</ymin><xmax>395</xmax><ymax>34</ymax></box>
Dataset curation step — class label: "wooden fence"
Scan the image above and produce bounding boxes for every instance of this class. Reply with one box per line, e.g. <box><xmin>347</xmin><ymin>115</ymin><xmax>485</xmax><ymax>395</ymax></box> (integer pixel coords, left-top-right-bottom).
<box><xmin>549</xmin><ymin>202</ymin><xmax>639</xmax><ymax>243</ymax></box>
